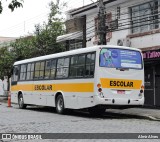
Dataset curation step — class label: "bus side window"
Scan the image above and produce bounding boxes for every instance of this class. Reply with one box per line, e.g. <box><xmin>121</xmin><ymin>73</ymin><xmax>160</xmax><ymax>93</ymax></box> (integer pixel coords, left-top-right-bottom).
<box><xmin>39</xmin><ymin>61</ymin><xmax>45</xmax><ymax>79</ymax></box>
<box><xmin>63</xmin><ymin>58</ymin><xmax>69</xmax><ymax>78</ymax></box>
<box><xmin>26</xmin><ymin>64</ymin><xmax>31</xmax><ymax>80</ymax></box>
<box><xmin>69</xmin><ymin>55</ymin><xmax>85</xmax><ymax>78</ymax></box>
<box><xmin>12</xmin><ymin>66</ymin><xmax>19</xmax><ymax>82</ymax></box>
<box><xmin>30</xmin><ymin>63</ymin><xmax>34</xmax><ymax>80</ymax></box>
<box><xmin>56</xmin><ymin>58</ymin><xmax>69</xmax><ymax>78</ymax></box>
<box><xmin>77</xmin><ymin>55</ymin><xmax>85</xmax><ymax>77</ymax></box>
<box><xmin>69</xmin><ymin>55</ymin><xmax>78</xmax><ymax>78</ymax></box>
<box><xmin>26</xmin><ymin>63</ymin><xmax>34</xmax><ymax>80</ymax></box>
<box><xmin>44</xmin><ymin>60</ymin><xmax>51</xmax><ymax>79</ymax></box>
<box><xmin>34</xmin><ymin>62</ymin><xmax>40</xmax><ymax>79</ymax></box>
<box><xmin>20</xmin><ymin>64</ymin><xmax>27</xmax><ymax>81</ymax></box>
<box><xmin>50</xmin><ymin>59</ymin><xmax>56</xmax><ymax>79</ymax></box>
<box><xmin>56</xmin><ymin>58</ymin><xmax>64</xmax><ymax>78</ymax></box>
<box><xmin>85</xmin><ymin>53</ymin><xmax>95</xmax><ymax>77</ymax></box>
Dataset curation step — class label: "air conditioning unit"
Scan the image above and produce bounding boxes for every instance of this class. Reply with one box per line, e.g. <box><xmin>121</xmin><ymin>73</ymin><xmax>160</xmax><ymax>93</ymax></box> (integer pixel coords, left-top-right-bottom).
<box><xmin>117</xmin><ymin>38</ymin><xmax>131</xmax><ymax>47</ymax></box>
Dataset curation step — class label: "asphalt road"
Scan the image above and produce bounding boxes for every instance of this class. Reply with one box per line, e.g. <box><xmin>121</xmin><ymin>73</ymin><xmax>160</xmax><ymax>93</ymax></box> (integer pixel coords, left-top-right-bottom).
<box><xmin>0</xmin><ymin>103</ymin><xmax>160</xmax><ymax>142</ymax></box>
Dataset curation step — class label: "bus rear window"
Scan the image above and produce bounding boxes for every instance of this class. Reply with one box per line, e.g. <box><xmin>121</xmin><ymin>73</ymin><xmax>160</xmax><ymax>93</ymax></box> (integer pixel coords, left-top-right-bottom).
<box><xmin>100</xmin><ymin>48</ymin><xmax>142</xmax><ymax>69</ymax></box>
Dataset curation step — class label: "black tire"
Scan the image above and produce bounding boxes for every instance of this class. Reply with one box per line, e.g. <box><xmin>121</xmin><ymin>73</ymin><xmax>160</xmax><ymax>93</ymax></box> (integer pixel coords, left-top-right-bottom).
<box><xmin>88</xmin><ymin>107</ymin><xmax>106</xmax><ymax>116</ymax></box>
<box><xmin>18</xmin><ymin>94</ymin><xmax>27</xmax><ymax>109</ymax></box>
<box><xmin>56</xmin><ymin>95</ymin><xmax>65</xmax><ymax>114</ymax></box>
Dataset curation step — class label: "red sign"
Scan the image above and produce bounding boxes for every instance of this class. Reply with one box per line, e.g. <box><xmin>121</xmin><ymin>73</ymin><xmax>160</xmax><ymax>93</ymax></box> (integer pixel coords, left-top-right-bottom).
<box><xmin>143</xmin><ymin>50</ymin><xmax>160</xmax><ymax>59</ymax></box>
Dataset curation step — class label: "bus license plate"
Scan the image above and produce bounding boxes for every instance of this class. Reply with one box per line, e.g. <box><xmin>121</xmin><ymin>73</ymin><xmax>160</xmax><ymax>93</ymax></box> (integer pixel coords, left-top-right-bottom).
<box><xmin>117</xmin><ymin>90</ymin><xmax>125</xmax><ymax>94</ymax></box>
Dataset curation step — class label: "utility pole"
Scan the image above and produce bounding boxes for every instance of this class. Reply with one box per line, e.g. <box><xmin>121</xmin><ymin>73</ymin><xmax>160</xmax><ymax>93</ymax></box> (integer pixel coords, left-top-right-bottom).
<box><xmin>98</xmin><ymin>0</ymin><xmax>106</xmax><ymax>45</ymax></box>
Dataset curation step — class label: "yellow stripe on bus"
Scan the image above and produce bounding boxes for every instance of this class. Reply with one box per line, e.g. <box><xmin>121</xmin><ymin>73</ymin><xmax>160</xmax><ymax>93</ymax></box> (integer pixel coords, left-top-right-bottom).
<box><xmin>55</xmin><ymin>83</ymin><xmax>94</xmax><ymax>92</ymax></box>
<box><xmin>11</xmin><ymin>83</ymin><xmax>94</xmax><ymax>92</ymax></box>
<box><xmin>11</xmin><ymin>84</ymin><xmax>33</xmax><ymax>91</ymax></box>
<box><xmin>100</xmin><ymin>78</ymin><xmax>142</xmax><ymax>89</ymax></box>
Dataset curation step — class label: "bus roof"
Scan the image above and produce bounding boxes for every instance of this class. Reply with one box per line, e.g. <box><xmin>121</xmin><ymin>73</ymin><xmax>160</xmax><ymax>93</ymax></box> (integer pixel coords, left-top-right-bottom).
<box><xmin>14</xmin><ymin>45</ymin><xmax>141</xmax><ymax>65</ymax></box>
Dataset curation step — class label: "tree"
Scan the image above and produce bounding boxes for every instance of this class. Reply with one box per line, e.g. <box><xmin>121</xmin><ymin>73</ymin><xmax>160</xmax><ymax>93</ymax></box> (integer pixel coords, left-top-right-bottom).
<box><xmin>11</xmin><ymin>36</ymin><xmax>37</xmax><ymax>60</ymax></box>
<box><xmin>0</xmin><ymin>47</ymin><xmax>15</xmax><ymax>79</ymax></box>
<box><xmin>33</xmin><ymin>1</ymin><xmax>66</xmax><ymax>56</ymax></box>
<box><xmin>0</xmin><ymin>1</ymin><xmax>66</xmax><ymax>87</ymax></box>
<box><xmin>0</xmin><ymin>0</ymin><xmax>23</xmax><ymax>13</ymax></box>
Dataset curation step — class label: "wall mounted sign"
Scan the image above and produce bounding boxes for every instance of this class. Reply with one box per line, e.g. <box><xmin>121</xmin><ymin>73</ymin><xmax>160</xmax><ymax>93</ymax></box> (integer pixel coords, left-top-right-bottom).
<box><xmin>143</xmin><ymin>49</ymin><xmax>160</xmax><ymax>59</ymax></box>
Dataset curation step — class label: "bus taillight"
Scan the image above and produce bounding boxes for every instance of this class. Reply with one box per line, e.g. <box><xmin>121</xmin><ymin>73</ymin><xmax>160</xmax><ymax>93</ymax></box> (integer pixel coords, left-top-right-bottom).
<box><xmin>140</xmin><ymin>85</ymin><xmax>144</xmax><ymax>93</ymax></box>
<box><xmin>139</xmin><ymin>85</ymin><xmax>144</xmax><ymax>98</ymax></box>
<box><xmin>98</xmin><ymin>88</ymin><xmax>102</xmax><ymax>92</ymax></box>
<box><xmin>97</xmin><ymin>83</ymin><xmax>101</xmax><ymax>88</ymax></box>
<box><xmin>97</xmin><ymin>83</ymin><xmax>104</xmax><ymax>98</ymax></box>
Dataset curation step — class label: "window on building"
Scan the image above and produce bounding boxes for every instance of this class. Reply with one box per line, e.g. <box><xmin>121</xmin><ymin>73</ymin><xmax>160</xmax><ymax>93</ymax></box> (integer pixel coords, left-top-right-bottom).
<box><xmin>56</xmin><ymin>58</ymin><xmax>69</xmax><ymax>78</ymax></box>
<box><xmin>26</xmin><ymin>63</ymin><xmax>34</xmax><ymax>80</ymax></box>
<box><xmin>131</xmin><ymin>0</ymin><xmax>159</xmax><ymax>33</ymax></box>
<box><xmin>69</xmin><ymin>39</ymin><xmax>82</xmax><ymax>50</ymax></box>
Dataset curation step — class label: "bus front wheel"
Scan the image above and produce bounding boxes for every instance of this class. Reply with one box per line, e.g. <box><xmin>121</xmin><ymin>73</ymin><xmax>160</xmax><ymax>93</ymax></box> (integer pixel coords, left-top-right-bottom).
<box><xmin>18</xmin><ymin>94</ymin><xmax>27</xmax><ymax>109</ymax></box>
<box><xmin>56</xmin><ymin>95</ymin><xmax>65</xmax><ymax>114</ymax></box>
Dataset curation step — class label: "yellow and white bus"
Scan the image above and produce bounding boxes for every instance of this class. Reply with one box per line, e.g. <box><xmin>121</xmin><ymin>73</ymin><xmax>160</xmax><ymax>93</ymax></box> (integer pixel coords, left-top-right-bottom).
<box><xmin>11</xmin><ymin>45</ymin><xmax>144</xmax><ymax>114</ymax></box>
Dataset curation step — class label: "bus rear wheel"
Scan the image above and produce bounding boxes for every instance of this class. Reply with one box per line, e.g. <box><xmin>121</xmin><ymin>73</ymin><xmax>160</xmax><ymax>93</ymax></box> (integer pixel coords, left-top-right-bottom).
<box><xmin>18</xmin><ymin>94</ymin><xmax>27</xmax><ymax>109</ymax></box>
<box><xmin>56</xmin><ymin>95</ymin><xmax>65</xmax><ymax>114</ymax></box>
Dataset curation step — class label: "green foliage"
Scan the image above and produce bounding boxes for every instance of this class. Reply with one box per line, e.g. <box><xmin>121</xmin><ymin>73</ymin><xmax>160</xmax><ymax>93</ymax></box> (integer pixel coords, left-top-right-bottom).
<box><xmin>0</xmin><ymin>47</ymin><xmax>15</xmax><ymax>79</ymax></box>
<box><xmin>33</xmin><ymin>1</ymin><xmax>66</xmax><ymax>55</ymax></box>
<box><xmin>0</xmin><ymin>1</ymin><xmax>2</xmax><ymax>13</ymax></box>
<box><xmin>8</xmin><ymin>0</ymin><xmax>23</xmax><ymax>12</ymax></box>
<box><xmin>0</xmin><ymin>0</ymin><xmax>23</xmax><ymax>13</ymax></box>
<box><xmin>0</xmin><ymin>1</ymin><xmax>66</xmax><ymax>81</ymax></box>
<box><xmin>11</xmin><ymin>36</ymin><xmax>37</xmax><ymax>60</ymax></box>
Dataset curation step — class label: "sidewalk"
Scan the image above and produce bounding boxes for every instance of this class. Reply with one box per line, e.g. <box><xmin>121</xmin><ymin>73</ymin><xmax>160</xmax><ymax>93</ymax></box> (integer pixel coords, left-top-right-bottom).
<box><xmin>0</xmin><ymin>95</ymin><xmax>8</xmax><ymax>103</ymax></box>
<box><xmin>107</xmin><ymin>107</ymin><xmax>160</xmax><ymax>121</ymax></box>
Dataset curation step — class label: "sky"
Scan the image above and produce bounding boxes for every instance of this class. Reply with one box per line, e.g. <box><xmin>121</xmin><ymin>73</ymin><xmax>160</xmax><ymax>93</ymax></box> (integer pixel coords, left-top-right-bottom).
<box><xmin>0</xmin><ymin>0</ymin><xmax>93</xmax><ymax>38</ymax></box>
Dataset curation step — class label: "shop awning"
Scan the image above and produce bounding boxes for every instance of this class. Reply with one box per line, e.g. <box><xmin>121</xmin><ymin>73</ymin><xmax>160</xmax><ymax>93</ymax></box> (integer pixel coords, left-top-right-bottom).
<box><xmin>56</xmin><ymin>31</ymin><xmax>83</xmax><ymax>43</ymax></box>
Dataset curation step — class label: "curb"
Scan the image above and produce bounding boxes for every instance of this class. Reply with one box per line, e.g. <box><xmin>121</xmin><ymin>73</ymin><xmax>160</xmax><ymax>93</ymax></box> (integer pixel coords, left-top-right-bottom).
<box><xmin>144</xmin><ymin>115</ymin><xmax>160</xmax><ymax>121</ymax></box>
<box><xmin>118</xmin><ymin>112</ymin><xmax>160</xmax><ymax>121</ymax></box>
<box><xmin>106</xmin><ymin>110</ymin><xmax>160</xmax><ymax>121</ymax></box>
<box><xmin>0</xmin><ymin>98</ymin><xmax>8</xmax><ymax>103</ymax></box>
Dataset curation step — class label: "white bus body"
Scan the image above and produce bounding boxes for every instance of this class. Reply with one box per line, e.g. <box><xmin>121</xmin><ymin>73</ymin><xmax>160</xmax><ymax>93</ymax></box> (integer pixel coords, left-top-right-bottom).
<box><xmin>11</xmin><ymin>45</ymin><xmax>144</xmax><ymax>113</ymax></box>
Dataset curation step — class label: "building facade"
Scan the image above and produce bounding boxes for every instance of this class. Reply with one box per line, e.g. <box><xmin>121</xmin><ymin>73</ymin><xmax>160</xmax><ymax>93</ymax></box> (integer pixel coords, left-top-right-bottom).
<box><xmin>57</xmin><ymin>0</ymin><xmax>160</xmax><ymax>107</ymax></box>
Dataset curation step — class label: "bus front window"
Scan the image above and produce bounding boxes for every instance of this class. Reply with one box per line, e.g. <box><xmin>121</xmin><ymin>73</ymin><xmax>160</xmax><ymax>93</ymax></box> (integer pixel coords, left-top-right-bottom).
<box><xmin>100</xmin><ymin>48</ymin><xmax>143</xmax><ymax>70</ymax></box>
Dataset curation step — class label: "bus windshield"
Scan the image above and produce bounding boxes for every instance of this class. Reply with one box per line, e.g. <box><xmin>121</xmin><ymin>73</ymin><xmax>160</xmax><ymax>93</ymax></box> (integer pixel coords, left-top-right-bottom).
<box><xmin>100</xmin><ymin>48</ymin><xmax>143</xmax><ymax>69</ymax></box>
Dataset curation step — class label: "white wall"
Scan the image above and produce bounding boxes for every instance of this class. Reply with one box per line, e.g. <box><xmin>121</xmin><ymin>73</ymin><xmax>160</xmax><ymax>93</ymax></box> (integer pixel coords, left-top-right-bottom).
<box><xmin>68</xmin><ymin>0</ymin><xmax>160</xmax><ymax>49</ymax></box>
